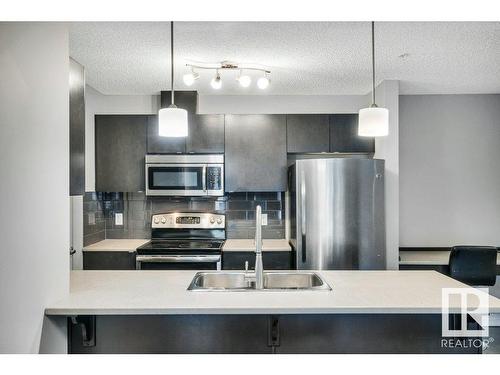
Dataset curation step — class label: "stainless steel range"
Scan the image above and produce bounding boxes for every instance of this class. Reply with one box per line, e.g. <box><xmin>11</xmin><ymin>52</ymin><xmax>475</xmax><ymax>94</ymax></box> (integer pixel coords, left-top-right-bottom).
<box><xmin>136</xmin><ymin>212</ymin><xmax>225</xmax><ymax>270</ymax></box>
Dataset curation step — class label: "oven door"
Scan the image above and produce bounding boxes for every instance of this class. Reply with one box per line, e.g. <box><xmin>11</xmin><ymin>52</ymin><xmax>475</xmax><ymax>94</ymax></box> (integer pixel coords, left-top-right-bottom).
<box><xmin>146</xmin><ymin>164</ymin><xmax>207</xmax><ymax>196</ymax></box>
<box><xmin>136</xmin><ymin>254</ymin><xmax>222</xmax><ymax>270</ymax></box>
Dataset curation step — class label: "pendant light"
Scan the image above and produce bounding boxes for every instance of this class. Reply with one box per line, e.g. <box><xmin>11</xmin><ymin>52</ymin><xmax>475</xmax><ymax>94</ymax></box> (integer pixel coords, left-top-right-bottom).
<box><xmin>358</xmin><ymin>22</ymin><xmax>389</xmax><ymax>137</ymax></box>
<box><xmin>158</xmin><ymin>21</ymin><xmax>188</xmax><ymax>137</ymax></box>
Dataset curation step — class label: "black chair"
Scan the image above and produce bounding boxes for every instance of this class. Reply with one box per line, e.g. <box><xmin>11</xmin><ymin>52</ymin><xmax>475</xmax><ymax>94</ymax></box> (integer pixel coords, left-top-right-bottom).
<box><xmin>449</xmin><ymin>246</ymin><xmax>497</xmax><ymax>286</ymax></box>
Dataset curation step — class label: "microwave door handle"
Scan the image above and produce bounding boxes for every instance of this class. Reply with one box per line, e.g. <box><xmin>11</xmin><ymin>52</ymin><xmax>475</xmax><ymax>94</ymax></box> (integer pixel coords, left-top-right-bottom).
<box><xmin>202</xmin><ymin>165</ymin><xmax>207</xmax><ymax>192</ymax></box>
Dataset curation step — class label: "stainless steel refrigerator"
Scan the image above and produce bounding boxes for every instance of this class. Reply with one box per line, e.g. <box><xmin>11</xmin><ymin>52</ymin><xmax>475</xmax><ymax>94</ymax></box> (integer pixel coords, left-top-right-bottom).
<box><xmin>288</xmin><ymin>158</ymin><xmax>386</xmax><ymax>270</ymax></box>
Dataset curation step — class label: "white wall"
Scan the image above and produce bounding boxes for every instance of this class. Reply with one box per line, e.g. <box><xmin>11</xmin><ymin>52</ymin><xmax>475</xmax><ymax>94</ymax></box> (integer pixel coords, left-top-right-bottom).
<box><xmin>0</xmin><ymin>23</ymin><xmax>70</xmax><ymax>353</ymax></box>
<box><xmin>400</xmin><ymin>94</ymin><xmax>500</xmax><ymax>246</ymax></box>
<box><xmin>373</xmin><ymin>81</ymin><xmax>400</xmax><ymax>269</ymax></box>
<box><xmin>198</xmin><ymin>94</ymin><xmax>368</xmax><ymax>114</ymax></box>
<box><xmin>85</xmin><ymin>85</ymin><xmax>160</xmax><ymax>191</ymax></box>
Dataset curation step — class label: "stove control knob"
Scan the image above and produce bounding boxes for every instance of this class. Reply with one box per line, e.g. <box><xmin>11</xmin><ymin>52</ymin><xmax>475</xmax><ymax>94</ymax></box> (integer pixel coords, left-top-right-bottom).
<box><xmin>161</xmin><ymin>217</ymin><xmax>166</xmax><ymax>224</ymax></box>
<box><xmin>216</xmin><ymin>217</ymin><xmax>223</xmax><ymax>225</ymax></box>
<box><xmin>153</xmin><ymin>217</ymin><xmax>160</xmax><ymax>224</ymax></box>
<box><xmin>209</xmin><ymin>216</ymin><xmax>216</xmax><ymax>224</ymax></box>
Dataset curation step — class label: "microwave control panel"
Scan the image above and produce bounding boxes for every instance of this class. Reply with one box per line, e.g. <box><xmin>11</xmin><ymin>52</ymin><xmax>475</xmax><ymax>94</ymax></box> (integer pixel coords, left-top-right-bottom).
<box><xmin>206</xmin><ymin>166</ymin><xmax>223</xmax><ymax>191</ymax></box>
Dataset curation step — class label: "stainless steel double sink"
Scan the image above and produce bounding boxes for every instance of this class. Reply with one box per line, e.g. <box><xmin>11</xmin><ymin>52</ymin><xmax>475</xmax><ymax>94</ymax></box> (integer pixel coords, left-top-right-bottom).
<box><xmin>187</xmin><ymin>271</ymin><xmax>332</xmax><ymax>291</ymax></box>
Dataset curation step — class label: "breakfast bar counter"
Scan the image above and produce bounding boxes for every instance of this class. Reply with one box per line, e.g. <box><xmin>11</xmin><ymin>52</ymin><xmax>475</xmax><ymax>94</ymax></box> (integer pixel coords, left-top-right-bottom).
<box><xmin>46</xmin><ymin>270</ymin><xmax>500</xmax><ymax>315</ymax></box>
<box><xmin>44</xmin><ymin>270</ymin><xmax>500</xmax><ymax>354</ymax></box>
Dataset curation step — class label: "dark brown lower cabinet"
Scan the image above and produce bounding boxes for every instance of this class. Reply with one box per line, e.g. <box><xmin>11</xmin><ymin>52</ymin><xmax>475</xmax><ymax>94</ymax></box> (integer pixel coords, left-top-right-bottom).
<box><xmin>273</xmin><ymin>314</ymin><xmax>479</xmax><ymax>354</ymax></box>
<box><xmin>70</xmin><ymin>315</ymin><xmax>270</xmax><ymax>354</ymax></box>
<box><xmin>68</xmin><ymin>314</ymin><xmax>481</xmax><ymax>354</ymax></box>
<box><xmin>83</xmin><ymin>251</ymin><xmax>136</xmax><ymax>270</ymax></box>
<box><xmin>222</xmin><ymin>251</ymin><xmax>293</xmax><ymax>270</ymax></box>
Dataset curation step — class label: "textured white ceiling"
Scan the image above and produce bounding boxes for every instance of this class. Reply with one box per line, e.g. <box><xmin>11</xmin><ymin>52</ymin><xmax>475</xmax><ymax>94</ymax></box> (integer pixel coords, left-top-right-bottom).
<box><xmin>69</xmin><ymin>22</ymin><xmax>500</xmax><ymax>95</ymax></box>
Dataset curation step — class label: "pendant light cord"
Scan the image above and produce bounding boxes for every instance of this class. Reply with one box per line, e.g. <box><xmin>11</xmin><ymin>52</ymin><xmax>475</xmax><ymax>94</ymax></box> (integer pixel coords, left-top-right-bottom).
<box><xmin>371</xmin><ymin>21</ymin><xmax>376</xmax><ymax>105</ymax></box>
<box><xmin>171</xmin><ymin>21</ymin><xmax>175</xmax><ymax>106</ymax></box>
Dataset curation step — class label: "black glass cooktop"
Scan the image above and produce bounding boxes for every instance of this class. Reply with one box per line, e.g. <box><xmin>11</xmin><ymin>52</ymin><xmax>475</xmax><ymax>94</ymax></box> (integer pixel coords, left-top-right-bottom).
<box><xmin>137</xmin><ymin>239</ymin><xmax>224</xmax><ymax>255</ymax></box>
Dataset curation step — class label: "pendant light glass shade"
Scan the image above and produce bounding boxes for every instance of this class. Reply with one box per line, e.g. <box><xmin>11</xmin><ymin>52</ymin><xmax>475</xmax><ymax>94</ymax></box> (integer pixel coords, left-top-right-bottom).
<box><xmin>159</xmin><ymin>21</ymin><xmax>188</xmax><ymax>137</ymax></box>
<box><xmin>358</xmin><ymin>106</ymin><xmax>389</xmax><ymax>137</ymax></box>
<box><xmin>158</xmin><ymin>105</ymin><xmax>188</xmax><ymax>137</ymax></box>
<box><xmin>358</xmin><ymin>21</ymin><xmax>389</xmax><ymax>137</ymax></box>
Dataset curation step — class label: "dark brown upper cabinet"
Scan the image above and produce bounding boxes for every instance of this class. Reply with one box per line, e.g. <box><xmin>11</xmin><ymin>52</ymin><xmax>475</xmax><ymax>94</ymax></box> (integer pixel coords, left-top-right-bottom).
<box><xmin>286</xmin><ymin>114</ymin><xmax>330</xmax><ymax>153</ymax></box>
<box><xmin>329</xmin><ymin>114</ymin><xmax>375</xmax><ymax>153</ymax></box>
<box><xmin>225</xmin><ymin>115</ymin><xmax>287</xmax><ymax>192</ymax></box>
<box><xmin>147</xmin><ymin>91</ymin><xmax>224</xmax><ymax>154</ymax></box>
<box><xmin>147</xmin><ymin>114</ymin><xmax>224</xmax><ymax>154</ymax></box>
<box><xmin>69</xmin><ymin>58</ymin><xmax>85</xmax><ymax>195</ymax></box>
<box><xmin>186</xmin><ymin>114</ymin><xmax>224</xmax><ymax>153</ymax></box>
<box><xmin>95</xmin><ymin>115</ymin><xmax>147</xmax><ymax>192</ymax></box>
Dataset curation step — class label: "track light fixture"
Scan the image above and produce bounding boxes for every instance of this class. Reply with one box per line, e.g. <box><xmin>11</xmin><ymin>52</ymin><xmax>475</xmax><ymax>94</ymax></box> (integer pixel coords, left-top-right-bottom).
<box><xmin>184</xmin><ymin>61</ymin><xmax>271</xmax><ymax>90</ymax></box>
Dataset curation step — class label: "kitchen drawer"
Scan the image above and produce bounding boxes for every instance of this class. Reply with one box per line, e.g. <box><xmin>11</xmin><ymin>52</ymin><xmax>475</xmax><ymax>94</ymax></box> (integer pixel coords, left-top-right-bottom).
<box><xmin>83</xmin><ymin>251</ymin><xmax>137</xmax><ymax>270</ymax></box>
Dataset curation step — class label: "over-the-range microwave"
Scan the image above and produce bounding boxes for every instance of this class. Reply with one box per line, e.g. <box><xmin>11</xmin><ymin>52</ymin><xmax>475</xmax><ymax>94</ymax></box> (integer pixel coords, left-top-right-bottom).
<box><xmin>145</xmin><ymin>154</ymin><xmax>224</xmax><ymax>197</ymax></box>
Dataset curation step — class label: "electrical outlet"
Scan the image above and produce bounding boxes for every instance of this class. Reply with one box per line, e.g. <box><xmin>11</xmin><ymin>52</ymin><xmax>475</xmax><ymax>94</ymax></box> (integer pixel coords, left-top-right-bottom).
<box><xmin>262</xmin><ymin>214</ymin><xmax>268</xmax><ymax>226</ymax></box>
<box><xmin>115</xmin><ymin>213</ymin><xmax>123</xmax><ymax>226</ymax></box>
<box><xmin>88</xmin><ymin>212</ymin><xmax>95</xmax><ymax>225</ymax></box>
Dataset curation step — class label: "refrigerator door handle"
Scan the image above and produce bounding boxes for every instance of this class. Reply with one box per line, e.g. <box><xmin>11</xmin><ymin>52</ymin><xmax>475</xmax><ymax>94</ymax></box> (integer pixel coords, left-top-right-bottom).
<box><xmin>300</xmin><ymin>175</ymin><xmax>306</xmax><ymax>263</ymax></box>
<box><xmin>301</xmin><ymin>234</ymin><xmax>307</xmax><ymax>263</ymax></box>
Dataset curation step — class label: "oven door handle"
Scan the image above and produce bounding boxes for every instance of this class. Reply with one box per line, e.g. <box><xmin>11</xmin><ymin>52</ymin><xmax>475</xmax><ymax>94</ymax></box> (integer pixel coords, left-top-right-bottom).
<box><xmin>136</xmin><ymin>255</ymin><xmax>221</xmax><ymax>263</ymax></box>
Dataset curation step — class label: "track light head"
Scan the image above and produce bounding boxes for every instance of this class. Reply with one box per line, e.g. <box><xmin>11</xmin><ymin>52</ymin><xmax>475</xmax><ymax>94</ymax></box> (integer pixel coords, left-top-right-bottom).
<box><xmin>183</xmin><ymin>69</ymin><xmax>199</xmax><ymax>86</ymax></box>
<box><xmin>237</xmin><ymin>71</ymin><xmax>252</xmax><ymax>88</ymax></box>
<box><xmin>257</xmin><ymin>75</ymin><xmax>270</xmax><ymax>89</ymax></box>
<box><xmin>211</xmin><ymin>71</ymin><xmax>222</xmax><ymax>90</ymax></box>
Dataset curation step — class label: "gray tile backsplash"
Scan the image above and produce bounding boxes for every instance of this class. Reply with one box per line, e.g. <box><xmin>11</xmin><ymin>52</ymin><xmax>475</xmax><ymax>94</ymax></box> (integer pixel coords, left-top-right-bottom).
<box><xmin>225</xmin><ymin>192</ymin><xmax>285</xmax><ymax>239</ymax></box>
<box><xmin>83</xmin><ymin>192</ymin><xmax>105</xmax><ymax>246</ymax></box>
<box><xmin>83</xmin><ymin>191</ymin><xmax>285</xmax><ymax>245</ymax></box>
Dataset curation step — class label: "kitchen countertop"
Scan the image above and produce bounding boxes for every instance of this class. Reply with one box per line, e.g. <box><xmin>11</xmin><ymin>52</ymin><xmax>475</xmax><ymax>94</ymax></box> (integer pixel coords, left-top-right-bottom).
<box><xmin>399</xmin><ymin>250</ymin><xmax>500</xmax><ymax>266</ymax></box>
<box><xmin>83</xmin><ymin>239</ymin><xmax>149</xmax><ymax>252</ymax></box>
<box><xmin>44</xmin><ymin>270</ymin><xmax>500</xmax><ymax>316</ymax></box>
<box><xmin>223</xmin><ymin>239</ymin><xmax>291</xmax><ymax>252</ymax></box>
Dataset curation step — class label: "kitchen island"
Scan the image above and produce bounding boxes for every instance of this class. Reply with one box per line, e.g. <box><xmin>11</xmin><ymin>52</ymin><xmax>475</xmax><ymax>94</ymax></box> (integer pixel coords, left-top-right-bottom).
<box><xmin>45</xmin><ymin>270</ymin><xmax>500</xmax><ymax>354</ymax></box>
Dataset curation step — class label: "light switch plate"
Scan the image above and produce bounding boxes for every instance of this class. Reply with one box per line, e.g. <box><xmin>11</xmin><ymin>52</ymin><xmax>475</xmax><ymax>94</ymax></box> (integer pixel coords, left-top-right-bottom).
<box><xmin>88</xmin><ymin>212</ymin><xmax>95</xmax><ymax>225</ymax></box>
<box><xmin>115</xmin><ymin>213</ymin><xmax>123</xmax><ymax>226</ymax></box>
<box><xmin>262</xmin><ymin>214</ymin><xmax>268</xmax><ymax>226</ymax></box>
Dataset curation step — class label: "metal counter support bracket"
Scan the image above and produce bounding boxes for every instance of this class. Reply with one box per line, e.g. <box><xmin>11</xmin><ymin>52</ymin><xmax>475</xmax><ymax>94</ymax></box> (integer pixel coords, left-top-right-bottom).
<box><xmin>268</xmin><ymin>315</ymin><xmax>280</xmax><ymax>352</ymax></box>
<box><xmin>70</xmin><ymin>315</ymin><xmax>96</xmax><ymax>347</ymax></box>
